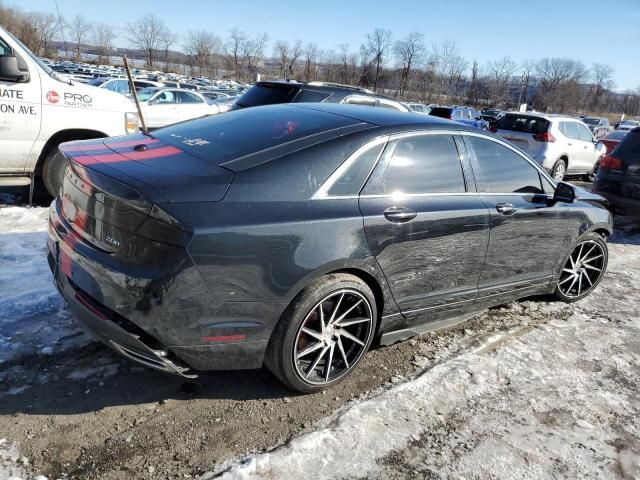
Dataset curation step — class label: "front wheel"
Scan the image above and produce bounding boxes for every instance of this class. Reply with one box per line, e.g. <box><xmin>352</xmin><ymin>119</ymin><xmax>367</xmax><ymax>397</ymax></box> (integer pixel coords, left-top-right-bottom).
<box><xmin>553</xmin><ymin>233</ymin><xmax>608</xmax><ymax>302</ymax></box>
<box><xmin>265</xmin><ymin>274</ymin><xmax>377</xmax><ymax>393</ymax></box>
<box><xmin>42</xmin><ymin>148</ymin><xmax>68</xmax><ymax>198</ymax></box>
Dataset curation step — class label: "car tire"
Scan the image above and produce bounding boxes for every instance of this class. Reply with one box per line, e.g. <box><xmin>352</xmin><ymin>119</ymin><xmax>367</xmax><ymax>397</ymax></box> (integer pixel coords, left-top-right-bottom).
<box><xmin>553</xmin><ymin>232</ymin><xmax>608</xmax><ymax>303</ymax></box>
<box><xmin>42</xmin><ymin>148</ymin><xmax>68</xmax><ymax>198</ymax></box>
<box><xmin>551</xmin><ymin>159</ymin><xmax>567</xmax><ymax>181</ymax></box>
<box><xmin>264</xmin><ymin>273</ymin><xmax>377</xmax><ymax>393</ymax></box>
<box><xmin>583</xmin><ymin>161</ymin><xmax>599</xmax><ymax>182</ymax></box>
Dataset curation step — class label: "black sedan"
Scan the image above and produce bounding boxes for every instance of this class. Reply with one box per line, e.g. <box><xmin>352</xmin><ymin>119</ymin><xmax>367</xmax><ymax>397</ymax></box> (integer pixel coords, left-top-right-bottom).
<box><xmin>47</xmin><ymin>104</ymin><xmax>612</xmax><ymax>392</ymax></box>
<box><xmin>594</xmin><ymin>127</ymin><xmax>640</xmax><ymax>220</ymax></box>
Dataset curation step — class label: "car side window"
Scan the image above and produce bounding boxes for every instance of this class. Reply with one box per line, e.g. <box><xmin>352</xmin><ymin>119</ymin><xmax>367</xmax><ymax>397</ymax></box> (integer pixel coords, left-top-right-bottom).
<box><xmin>577</xmin><ymin>123</ymin><xmax>593</xmax><ymax>142</ymax></box>
<box><xmin>364</xmin><ymin>134</ymin><xmax>466</xmax><ymax>195</ymax></box>
<box><xmin>0</xmin><ymin>37</ymin><xmax>12</xmax><ymax>55</ymax></box>
<box><xmin>328</xmin><ymin>142</ymin><xmax>385</xmax><ymax>197</ymax></box>
<box><xmin>561</xmin><ymin>121</ymin><xmax>580</xmax><ymax>140</ymax></box>
<box><xmin>177</xmin><ymin>91</ymin><xmax>204</xmax><ymax>104</ymax></box>
<box><xmin>156</xmin><ymin>91</ymin><xmax>176</xmax><ymax>104</ymax></box>
<box><xmin>467</xmin><ymin>136</ymin><xmax>543</xmax><ymax>194</ymax></box>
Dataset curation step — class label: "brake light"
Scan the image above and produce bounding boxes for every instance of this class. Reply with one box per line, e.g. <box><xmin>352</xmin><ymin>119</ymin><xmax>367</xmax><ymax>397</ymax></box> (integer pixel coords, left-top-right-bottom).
<box><xmin>600</xmin><ymin>155</ymin><xmax>623</xmax><ymax>171</ymax></box>
<box><xmin>533</xmin><ymin>132</ymin><xmax>556</xmax><ymax>142</ymax></box>
<box><xmin>489</xmin><ymin>125</ymin><xmax>497</xmax><ymax>133</ymax></box>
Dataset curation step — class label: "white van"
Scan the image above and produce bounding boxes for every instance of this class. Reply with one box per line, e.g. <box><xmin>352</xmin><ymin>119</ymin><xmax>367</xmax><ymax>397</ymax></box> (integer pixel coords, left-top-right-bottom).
<box><xmin>0</xmin><ymin>25</ymin><xmax>139</xmax><ymax>197</ymax></box>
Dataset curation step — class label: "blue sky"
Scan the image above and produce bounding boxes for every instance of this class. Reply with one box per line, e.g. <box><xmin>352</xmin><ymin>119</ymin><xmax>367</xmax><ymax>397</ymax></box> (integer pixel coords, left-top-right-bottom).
<box><xmin>21</xmin><ymin>0</ymin><xmax>640</xmax><ymax>90</ymax></box>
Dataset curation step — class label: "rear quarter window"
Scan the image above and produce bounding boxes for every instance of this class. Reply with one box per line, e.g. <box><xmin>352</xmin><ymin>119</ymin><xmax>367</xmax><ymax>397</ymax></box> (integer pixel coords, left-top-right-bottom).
<box><xmin>496</xmin><ymin>115</ymin><xmax>550</xmax><ymax>134</ymax></box>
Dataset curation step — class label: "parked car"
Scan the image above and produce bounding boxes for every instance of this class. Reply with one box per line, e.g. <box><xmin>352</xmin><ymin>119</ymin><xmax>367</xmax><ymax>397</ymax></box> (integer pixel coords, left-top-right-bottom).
<box><xmin>599</xmin><ymin>130</ymin><xmax>628</xmax><ymax>154</ymax></box>
<box><xmin>582</xmin><ymin>117</ymin><xmax>613</xmax><ymax>139</ymax></box>
<box><xmin>406</xmin><ymin>103</ymin><xmax>431</xmax><ymax>114</ymax></box>
<box><xmin>616</xmin><ymin>120</ymin><xmax>640</xmax><ymax>132</ymax></box>
<box><xmin>480</xmin><ymin>108</ymin><xmax>504</xmax><ymax>124</ymax></box>
<box><xmin>135</xmin><ymin>88</ymin><xmax>218</xmax><ymax>129</ymax></box>
<box><xmin>0</xmin><ymin>24</ymin><xmax>139</xmax><ymax>198</ymax></box>
<box><xmin>492</xmin><ymin>113</ymin><xmax>606</xmax><ymax>181</ymax></box>
<box><xmin>48</xmin><ymin>103</ymin><xmax>612</xmax><ymax>392</ymax></box>
<box><xmin>99</xmin><ymin>78</ymin><xmax>164</xmax><ymax>96</ymax></box>
<box><xmin>429</xmin><ymin>106</ymin><xmax>490</xmax><ymax>130</ymax></box>
<box><xmin>594</xmin><ymin>127</ymin><xmax>640</xmax><ymax>220</ymax></box>
<box><xmin>232</xmin><ymin>80</ymin><xmax>410</xmax><ymax>112</ymax></box>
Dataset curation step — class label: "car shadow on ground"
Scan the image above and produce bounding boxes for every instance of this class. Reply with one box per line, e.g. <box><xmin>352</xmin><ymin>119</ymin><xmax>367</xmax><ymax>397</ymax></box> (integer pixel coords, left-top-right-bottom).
<box><xmin>0</xmin><ymin>342</ymin><xmax>292</xmax><ymax>416</ymax></box>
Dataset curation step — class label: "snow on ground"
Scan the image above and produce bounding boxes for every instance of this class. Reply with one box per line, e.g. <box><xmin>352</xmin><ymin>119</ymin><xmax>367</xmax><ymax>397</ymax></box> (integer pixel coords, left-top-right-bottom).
<box><xmin>208</xmin><ymin>225</ymin><xmax>640</xmax><ymax>480</ymax></box>
<box><xmin>0</xmin><ymin>206</ymin><xmax>89</xmax><ymax>365</ymax></box>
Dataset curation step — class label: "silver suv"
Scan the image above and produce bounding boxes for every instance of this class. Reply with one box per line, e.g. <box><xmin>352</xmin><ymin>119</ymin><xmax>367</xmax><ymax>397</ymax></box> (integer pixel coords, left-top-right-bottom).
<box><xmin>492</xmin><ymin>113</ymin><xmax>606</xmax><ymax>181</ymax></box>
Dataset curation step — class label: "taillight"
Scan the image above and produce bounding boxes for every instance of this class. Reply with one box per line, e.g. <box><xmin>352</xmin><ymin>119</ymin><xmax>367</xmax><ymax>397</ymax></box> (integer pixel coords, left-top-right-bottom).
<box><xmin>489</xmin><ymin>125</ymin><xmax>497</xmax><ymax>133</ymax></box>
<box><xmin>533</xmin><ymin>132</ymin><xmax>556</xmax><ymax>142</ymax></box>
<box><xmin>600</xmin><ymin>155</ymin><xmax>623</xmax><ymax>171</ymax></box>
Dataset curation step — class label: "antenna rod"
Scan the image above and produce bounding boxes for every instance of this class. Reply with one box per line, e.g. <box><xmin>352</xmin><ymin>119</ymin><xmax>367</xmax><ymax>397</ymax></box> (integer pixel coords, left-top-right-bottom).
<box><xmin>123</xmin><ymin>55</ymin><xmax>148</xmax><ymax>133</ymax></box>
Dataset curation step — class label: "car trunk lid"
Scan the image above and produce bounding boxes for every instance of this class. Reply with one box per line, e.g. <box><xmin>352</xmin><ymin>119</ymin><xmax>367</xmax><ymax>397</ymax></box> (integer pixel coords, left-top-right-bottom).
<box><xmin>494</xmin><ymin>114</ymin><xmax>551</xmax><ymax>158</ymax></box>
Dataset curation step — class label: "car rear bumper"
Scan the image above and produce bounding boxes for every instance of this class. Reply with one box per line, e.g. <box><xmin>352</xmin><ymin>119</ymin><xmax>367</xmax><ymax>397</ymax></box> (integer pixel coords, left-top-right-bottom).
<box><xmin>592</xmin><ymin>189</ymin><xmax>640</xmax><ymax>218</ymax></box>
<box><xmin>47</xmin><ymin>197</ymin><xmax>276</xmax><ymax>373</ymax></box>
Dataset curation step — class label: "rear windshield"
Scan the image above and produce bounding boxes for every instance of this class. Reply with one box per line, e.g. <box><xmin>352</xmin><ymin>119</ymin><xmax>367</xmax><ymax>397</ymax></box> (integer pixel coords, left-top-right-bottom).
<box><xmin>153</xmin><ymin>105</ymin><xmax>359</xmax><ymax>165</ymax></box>
<box><xmin>605</xmin><ymin>131</ymin><xmax>627</xmax><ymax>141</ymax></box>
<box><xmin>613</xmin><ymin>129</ymin><xmax>640</xmax><ymax>164</ymax></box>
<box><xmin>235</xmin><ymin>84</ymin><xmax>299</xmax><ymax>108</ymax></box>
<box><xmin>429</xmin><ymin>107</ymin><xmax>453</xmax><ymax>118</ymax></box>
<box><xmin>495</xmin><ymin>114</ymin><xmax>550</xmax><ymax>134</ymax></box>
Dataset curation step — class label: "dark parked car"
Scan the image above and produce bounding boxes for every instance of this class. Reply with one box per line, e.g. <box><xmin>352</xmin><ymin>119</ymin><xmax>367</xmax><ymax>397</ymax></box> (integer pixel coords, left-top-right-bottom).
<box><xmin>232</xmin><ymin>80</ymin><xmax>410</xmax><ymax>112</ymax></box>
<box><xmin>582</xmin><ymin>116</ymin><xmax>613</xmax><ymax>139</ymax></box>
<box><xmin>429</xmin><ymin>106</ymin><xmax>490</xmax><ymax>130</ymax></box>
<box><xmin>47</xmin><ymin>104</ymin><xmax>612</xmax><ymax>392</ymax></box>
<box><xmin>594</xmin><ymin>127</ymin><xmax>640</xmax><ymax>219</ymax></box>
<box><xmin>480</xmin><ymin>108</ymin><xmax>504</xmax><ymax>124</ymax></box>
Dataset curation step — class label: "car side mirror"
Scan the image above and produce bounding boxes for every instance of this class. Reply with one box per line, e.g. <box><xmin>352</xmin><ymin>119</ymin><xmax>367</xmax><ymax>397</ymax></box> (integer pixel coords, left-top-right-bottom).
<box><xmin>0</xmin><ymin>55</ymin><xmax>29</xmax><ymax>82</ymax></box>
<box><xmin>553</xmin><ymin>181</ymin><xmax>576</xmax><ymax>203</ymax></box>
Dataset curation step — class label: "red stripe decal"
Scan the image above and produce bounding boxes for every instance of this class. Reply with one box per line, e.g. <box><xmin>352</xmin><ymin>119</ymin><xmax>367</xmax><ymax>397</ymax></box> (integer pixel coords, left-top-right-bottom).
<box><xmin>70</xmin><ymin>146</ymin><xmax>183</xmax><ymax>166</ymax></box>
<box><xmin>201</xmin><ymin>334</ymin><xmax>247</xmax><ymax>343</ymax></box>
<box><xmin>62</xmin><ymin>138</ymin><xmax>159</xmax><ymax>152</ymax></box>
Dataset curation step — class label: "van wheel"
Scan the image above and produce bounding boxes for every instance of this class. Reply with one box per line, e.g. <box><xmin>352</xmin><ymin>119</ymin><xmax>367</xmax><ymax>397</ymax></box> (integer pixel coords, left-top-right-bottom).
<box><xmin>42</xmin><ymin>148</ymin><xmax>68</xmax><ymax>198</ymax></box>
<box><xmin>551</xmin><ymin>159</ymin><xmax>567</xmax><ymax>181</ymax></box>
<box><xmin>265</xmin><ymin>274</ymin><xmax>377</xmax><ymax>393</ymax></box>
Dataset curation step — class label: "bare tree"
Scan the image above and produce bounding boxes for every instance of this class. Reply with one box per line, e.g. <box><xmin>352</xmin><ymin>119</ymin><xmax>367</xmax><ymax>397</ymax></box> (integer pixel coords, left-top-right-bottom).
<box><xmin>34</xmin><ymin>13</ymin><xmax>58</xmax><ymax>57</ymax></box>
<box><xmin>93</xmin><ymin>23</ymin><xmax>115</xmax><ymax>65</ymax></box>
<box><xmin>486</xmin><ymin>56</ymin><xmax>518</xmax><ymax>105</ymax></box>
<box><xmin>68</xmin><ymin>15</ymin><xmax>92</xmax><ymax>60</ymax></box>
<box><xmin>224</xmin><ymin>28</ymin><xmax>250</xmax><ymax>81</ymax></box>
<box><xmin>360</xmin><ymin>29</ymin><xmax>392</xmax><ymax>92</ymax></box>
<box><xmin>160</xmin><ymin>30</ymin><xmax>177</xmax><ymax>73</ymax></box>
<box><xmin>303</xmin><ymin>42</ymin><xmax>319</xmax><ymax>82</ymax></box>
<box><xmin>466</xmin><ymin>59</ymin><xmax>483</xmax><ymax>105</ymax></box>
<box><xmin>589</xmin><ymin>63</ymin><xmax>615</xmax><ymax>111</ymax></box>
<box><xmin>184</xmin><ymin>30</ymin><xmax>219</xmax><ymax>77</ymax></box>
<box><xmin>535</xmin><ymin>57</ymin><xmax>587</xmax><ymax>111</ymax></box>
<box><xmin>431</xmin><ymin>40</ymin><xmax>467</xmax><ymax>101</ymax></box>
<box><xmin>394</xmin><ymin>32</ymin><xmax>425</xmax><ymax>96</ymax></box>
<box><xmin>125</xmin><ymin>14</ymin><xmax>168</xmax><ymax>69</ymax></box>
<box><xmin>243</xmin><ymin>33</ymin><xmax>269</xmax><ymax>81</ymax></box>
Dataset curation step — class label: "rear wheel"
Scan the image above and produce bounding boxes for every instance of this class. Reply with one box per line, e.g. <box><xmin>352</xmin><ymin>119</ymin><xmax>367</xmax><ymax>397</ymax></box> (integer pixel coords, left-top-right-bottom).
<box><xmin>42</xmin><ymin>148</ymin><xmax>68</xmax><ymax>198</ymax></box>
<box><xmin>553</xmin><ymin>233</ymin><xmax>608</xmax><ymax>302</ymax></box>
<box><xmin>551</xmin><ymin>159</ymin><xmax>567</xmax><ymax>181</ymax></box>
<box><xmin>265</xmin><ymin>274</ymin><xmax>377</xmax><ymax>393</ymax></box>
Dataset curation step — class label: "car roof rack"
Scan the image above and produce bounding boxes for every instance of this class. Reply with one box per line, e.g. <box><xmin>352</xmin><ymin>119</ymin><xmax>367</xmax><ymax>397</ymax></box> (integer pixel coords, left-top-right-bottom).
<box><xmin>307</xmin><ymin>81</ymin><xmax>374</xmax><ymax>94</ymax></box>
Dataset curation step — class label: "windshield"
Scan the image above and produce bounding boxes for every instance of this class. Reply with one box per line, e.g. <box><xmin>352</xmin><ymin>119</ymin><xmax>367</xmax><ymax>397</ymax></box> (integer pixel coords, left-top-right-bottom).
<box><xmin>583</xmin><ymin>118</ymin><xmax>599</xmax><ymax>125</ymax></box>
<box><xmin>495</xmin><ymin>114</ymin><xmax>550</xmax><ymax>134</ymax></box>
<box><xmin>137</xmin><ymin>88</ymin><xmax>159</xmax><ymax>102</ymax></box>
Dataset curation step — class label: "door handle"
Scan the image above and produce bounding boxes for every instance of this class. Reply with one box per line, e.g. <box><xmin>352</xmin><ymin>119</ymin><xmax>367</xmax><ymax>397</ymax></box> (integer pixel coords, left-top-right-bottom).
<box><xmin>383</xmin><ymin>206</ymin><xmax>417</xmax><ymax>223</ymax></box>
<box><xmin>567</xmin><ymin>142</ymin><xmax>572</xmax><ymax>146</ymax></box>
<box><xmin>496</xmin><ymin>203</ymin><xmax>518</xmax><ymax>216</ymax></box>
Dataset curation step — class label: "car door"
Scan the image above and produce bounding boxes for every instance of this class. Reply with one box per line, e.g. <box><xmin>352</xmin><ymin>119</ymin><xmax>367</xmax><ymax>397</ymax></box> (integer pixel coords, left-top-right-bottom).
<box><xmin>144</xmin><ymin>90</ymin><xmax>178</xmax><ymax>128</ymax></box>
<box><xmin>559</xmin><ymin>121</ymin><xmax>583</xmax><ymax>172</ymax></box>
<box><xmin>463</xmin><ymin>134</ymin><xmax>570</xmax><ymax>303</ymax></box>
<box><xmin>576</xmin><ymin>122</ymin><xmax>599</xmax><ymax>171</ymax></box>
<box><xmin>0</xmin><ymin>34</ymin><xmax>42</xmax><ymax>173</ymax></box>
<box><xmin>175</xmin><ymin>91</ymin><xmax>208</xmax><ymax>121</ymax></box>
<box><xmin>359</xmin><ymin>132</ymin><xmax>491</xmax><ymax>325</ymax></box>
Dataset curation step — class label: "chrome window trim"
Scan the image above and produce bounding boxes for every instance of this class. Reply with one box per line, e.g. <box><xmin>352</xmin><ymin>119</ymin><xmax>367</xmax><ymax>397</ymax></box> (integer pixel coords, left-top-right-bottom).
<box><xmin>312</xmin><ymin>129</ymin><xmax>558</xmax><ymax>200</ymax></box>
<box><xmin>311</xmin><ymin>136</ymin><xmax>389</xmax><ymax>200</ymax></box>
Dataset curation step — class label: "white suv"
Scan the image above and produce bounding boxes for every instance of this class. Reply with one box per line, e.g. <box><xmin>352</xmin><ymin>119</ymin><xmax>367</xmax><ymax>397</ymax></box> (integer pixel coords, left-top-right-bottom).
<box><xmin>492</xmin><ymin>113</ymin><xmax>606</xmax><ymax>181</ymax></box>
